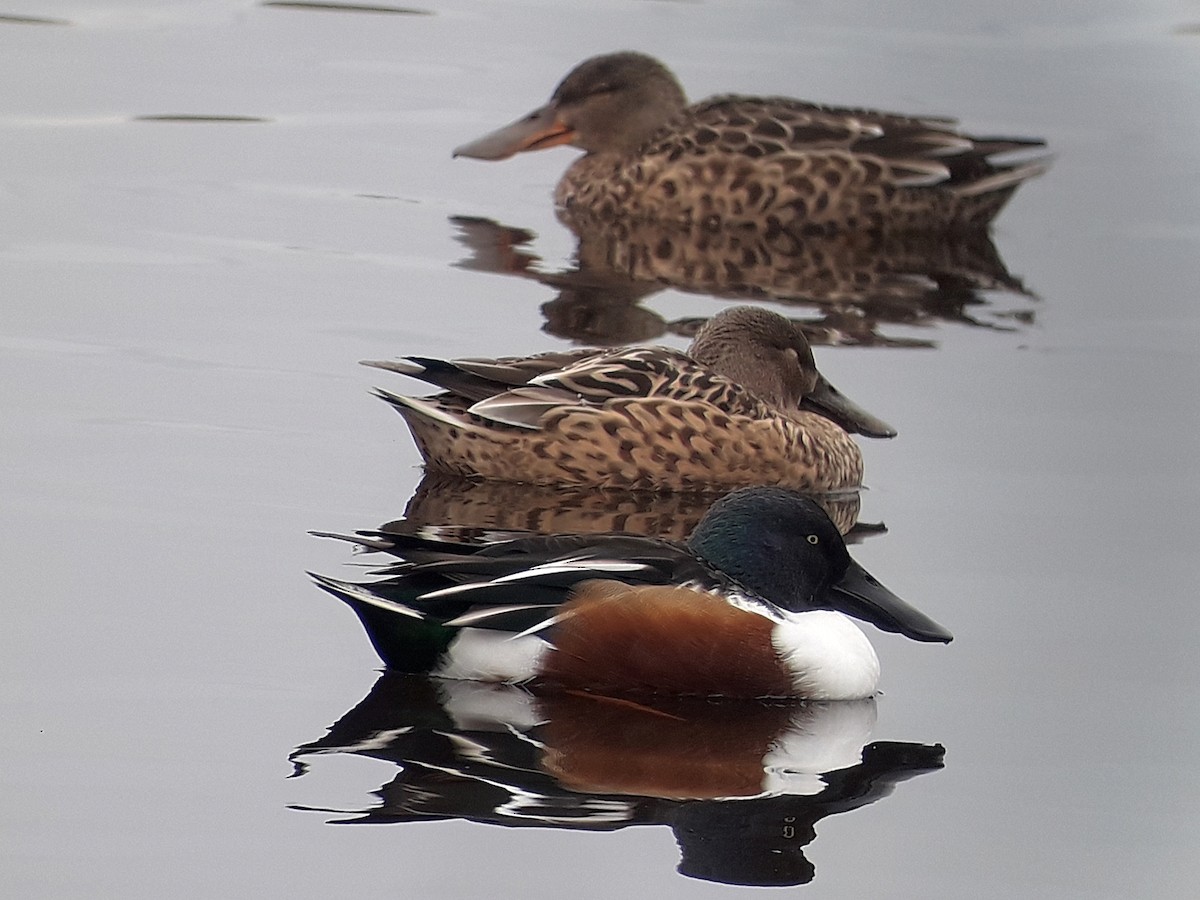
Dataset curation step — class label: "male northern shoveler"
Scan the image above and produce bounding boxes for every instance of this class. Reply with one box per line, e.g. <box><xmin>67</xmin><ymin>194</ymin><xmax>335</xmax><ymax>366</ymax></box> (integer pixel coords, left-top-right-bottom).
<box><xmin>454</xmin><ymin>51</ymin><xmax>1048</xmax><ymax>234</ymax></box>
<box><xmin>311</xmin><ymin>486</ymin><xmax>951</xmax><ymax>700</ymax></box>
<box><xmin>364</xmin><ymin>305</ymin><xmax>894</xmax><ymax>492</ymax></box>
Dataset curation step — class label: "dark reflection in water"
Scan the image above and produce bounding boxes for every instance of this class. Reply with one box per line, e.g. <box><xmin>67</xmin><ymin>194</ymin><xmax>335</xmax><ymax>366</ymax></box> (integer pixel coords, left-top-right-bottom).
<box><xmin>261</xmin><ymin>2</ymin><xmax>433</xmax><ymax>15</ymax></box>
<box><xmin>132</xmin><ymin>115</ymin><xmax>271</xmax><ymax>124</ymax></box>
<box><xmin>291</xmin><ymin>674</ymin><xmax>944</xmax><ymax>887</ymax></box>
<box><xmin>453</xmin><ymin>213</ymin><xmax>1035</xmax><ymax>346</ymax></box>
<box><xmin>395</xmin><ymin>471</ymin><xmax>871</xmax><ymax>540</ymax></box>
<box><xmin>0</xmin><ymin>14</ymin><xmax>70</xmax><ymax>25</ymax></box>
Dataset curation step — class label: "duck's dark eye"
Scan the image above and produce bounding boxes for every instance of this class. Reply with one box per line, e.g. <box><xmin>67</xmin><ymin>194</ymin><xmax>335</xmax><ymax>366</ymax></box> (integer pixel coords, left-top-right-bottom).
<box><xmin>806</xmin><ymin>534</ymin><xmax>819</xmax><ymax>545</ymax></box>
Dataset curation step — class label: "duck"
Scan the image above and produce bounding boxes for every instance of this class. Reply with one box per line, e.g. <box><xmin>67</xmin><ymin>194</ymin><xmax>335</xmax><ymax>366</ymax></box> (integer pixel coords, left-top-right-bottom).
<box><xmin>454</xmin><ymin>51</ymin><xmax>1048</xmax><ymax>234</ymax></box>
<box><xmin>364</xmin><ymin>305</ymin><xmax>894</xmax><ymax>492</ymax></box>
<box><xmin>310</xmin><ymin>485</ymin><xmax>952</xmax><ymax>700</ymax></box>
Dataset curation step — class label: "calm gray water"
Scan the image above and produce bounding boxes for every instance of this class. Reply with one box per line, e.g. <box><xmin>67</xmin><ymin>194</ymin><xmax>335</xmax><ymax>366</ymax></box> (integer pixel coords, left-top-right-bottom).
<box><xmin>3</xmin><ymin>1</ymin><xmax>1199</xmax><ymax>896</ymax></box>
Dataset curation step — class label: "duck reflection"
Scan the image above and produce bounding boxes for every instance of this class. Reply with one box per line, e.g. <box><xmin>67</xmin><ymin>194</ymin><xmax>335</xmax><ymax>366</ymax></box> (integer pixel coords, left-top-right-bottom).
<box><xmin>452</xmin><ymin>213</ymin><xmax>1034</xmax><ymax>347</ymax></box>
<box><xmin>290</xmin><ymin>674</ymin><xmax>945</xmax><ymax>887</ymax></box>
<box><xmin>397</xmin><ymin>471</ymin><xmax>869</xmax><ymax>540</ymax></box>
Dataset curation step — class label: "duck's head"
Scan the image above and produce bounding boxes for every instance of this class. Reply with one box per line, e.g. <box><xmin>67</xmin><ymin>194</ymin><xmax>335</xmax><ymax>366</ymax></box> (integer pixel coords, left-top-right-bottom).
<box><xmin>453</xmin><ymin>52</ymin><xmax>687</xmax><ymax>160</ymax></box>
<box><xmin>688</xmin><ymin>486</ymin><xmax>951</xmax><ymax>643</ymax></box>
<box><xmin>691</xmin><ymin>307</ymin><xmax>898</xmax><ymax>439</ymax></box>
<box><xmin>691</xmin><ymin>307</ymin><xmax>822</xmax><ymax>407</ymax></box>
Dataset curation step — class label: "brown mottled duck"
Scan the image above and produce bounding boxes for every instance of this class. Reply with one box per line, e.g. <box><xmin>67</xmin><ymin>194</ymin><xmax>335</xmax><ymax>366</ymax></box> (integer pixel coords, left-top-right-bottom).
<box><xmin>454</xmin><ymin>51</ymin><xmax>1048</xmax><ymax>234</ymax></box>
<box><xmin>363</xmin><ymin>306</ymin><xmax>894</xmax><ymax>492</ymax></box>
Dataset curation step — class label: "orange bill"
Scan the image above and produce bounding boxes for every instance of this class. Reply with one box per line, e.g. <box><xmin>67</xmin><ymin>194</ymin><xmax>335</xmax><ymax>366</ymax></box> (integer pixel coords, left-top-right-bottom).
<box><xmin>453</xmin><ymin>103</ymin><xmax>577</xmax><ymax>160</ymax></box>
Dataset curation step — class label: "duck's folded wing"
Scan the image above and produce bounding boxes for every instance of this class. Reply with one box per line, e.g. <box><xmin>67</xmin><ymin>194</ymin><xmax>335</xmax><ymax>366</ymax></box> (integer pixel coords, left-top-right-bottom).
<box><xmin>361</xmin><ymin>349</ymin><xmax>599</xmax><ymax>404</ymax></box>
<box><xmin>314</xmin><ymin>529</ymin><xmax>720</xmax><ymax>628</ymax></box>
<box><xmin>525</xmin><ymin>347</ymin><xmax>774</xmax><ymax>418</ymax></box>
<box><xmin>467</xmin><ymin>385</ymin><xmax>581</xmax><ymax>429</ymax></box>
<box><xmin>689</xmin><ymin>96</ymin><xmax>1047</xmax><ymax>191</ymax></box>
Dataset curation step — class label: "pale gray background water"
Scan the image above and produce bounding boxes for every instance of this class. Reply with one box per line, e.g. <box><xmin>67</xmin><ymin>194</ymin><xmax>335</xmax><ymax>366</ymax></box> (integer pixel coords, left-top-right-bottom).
<box><xmin>3</xmin><ymin>1</ymin><xmax>1199</xmax><ymax>896</ymax></box>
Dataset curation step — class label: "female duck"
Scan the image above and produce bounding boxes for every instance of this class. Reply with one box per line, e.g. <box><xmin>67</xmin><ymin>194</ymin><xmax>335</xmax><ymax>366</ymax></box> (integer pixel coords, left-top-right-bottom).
<box><xmin>454</xmin><ymin>51</ymin><xmax>1047</xmax><ymax>234</ymax></box>
<box><xmin>365</xmin><ymin>306</ymin><xmax>894</xmax><ymax>492</ymax></box>
<box><xmin>312</xmin><ymin>486</ymin><xmax>952</xmax><ymax>700</ymax></box>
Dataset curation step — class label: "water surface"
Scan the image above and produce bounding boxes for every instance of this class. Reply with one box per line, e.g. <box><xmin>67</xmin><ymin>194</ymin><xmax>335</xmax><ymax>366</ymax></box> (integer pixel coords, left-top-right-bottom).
<box><xmin>2</xmin><ymin>1</ymin><xmax>1199</xmax><ymax>897</ymax></box>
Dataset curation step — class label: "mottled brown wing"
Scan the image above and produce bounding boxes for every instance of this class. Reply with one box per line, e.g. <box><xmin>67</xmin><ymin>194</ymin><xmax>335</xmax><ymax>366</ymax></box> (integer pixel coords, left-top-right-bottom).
<box><xmin>531</xmin><ymin>347</ymin><xmax>778</xmax><ymax>417</ymax></box>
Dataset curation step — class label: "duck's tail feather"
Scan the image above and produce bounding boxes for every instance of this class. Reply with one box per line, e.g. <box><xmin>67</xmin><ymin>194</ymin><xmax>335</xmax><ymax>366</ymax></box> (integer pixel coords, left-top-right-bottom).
<box><xmin>308</xmin><ymin>573</ymin><xmax>455</xmax><ymax>672</ymax></box>
<box><xmin>363</xmin><ymin>356</ymin><xmax>515</xmax><ymax>403</ymax></box>
<box><xmin>954</xmin><ymin>157</ymin><xmax>1052</xmax><ymax>198</ymax></box>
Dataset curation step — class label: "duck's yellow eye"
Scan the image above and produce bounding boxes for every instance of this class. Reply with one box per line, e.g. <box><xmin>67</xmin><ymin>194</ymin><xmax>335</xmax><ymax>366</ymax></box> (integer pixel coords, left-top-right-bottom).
<box><xmin>806</xmin><ymin>534</ymin><xmax>819</xmax><ymax>544</ymax></box>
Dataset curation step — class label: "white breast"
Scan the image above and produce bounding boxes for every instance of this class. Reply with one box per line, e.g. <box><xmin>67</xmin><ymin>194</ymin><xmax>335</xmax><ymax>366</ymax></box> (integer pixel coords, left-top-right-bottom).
<box><xmin>770</xmin><ymin>611</ymin><xmax>881</xmax><ymax>701</ymax></box>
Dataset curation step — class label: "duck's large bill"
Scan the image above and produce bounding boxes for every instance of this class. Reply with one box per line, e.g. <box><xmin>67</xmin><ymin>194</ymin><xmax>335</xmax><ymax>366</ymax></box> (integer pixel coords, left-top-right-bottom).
<box><xmin>454</xmin><ymin>104</ymin><xmax>574</xmax><ymax>160</ymax></box>
<box><xmin>803</xmin><ymin>375</ymin><xmax>897</xmax><ymax>439</ymax></box>
<box><xmin>832</xmin><ymin>560</ymin><xmax>952</xmax><ymax>643</ymax></box>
